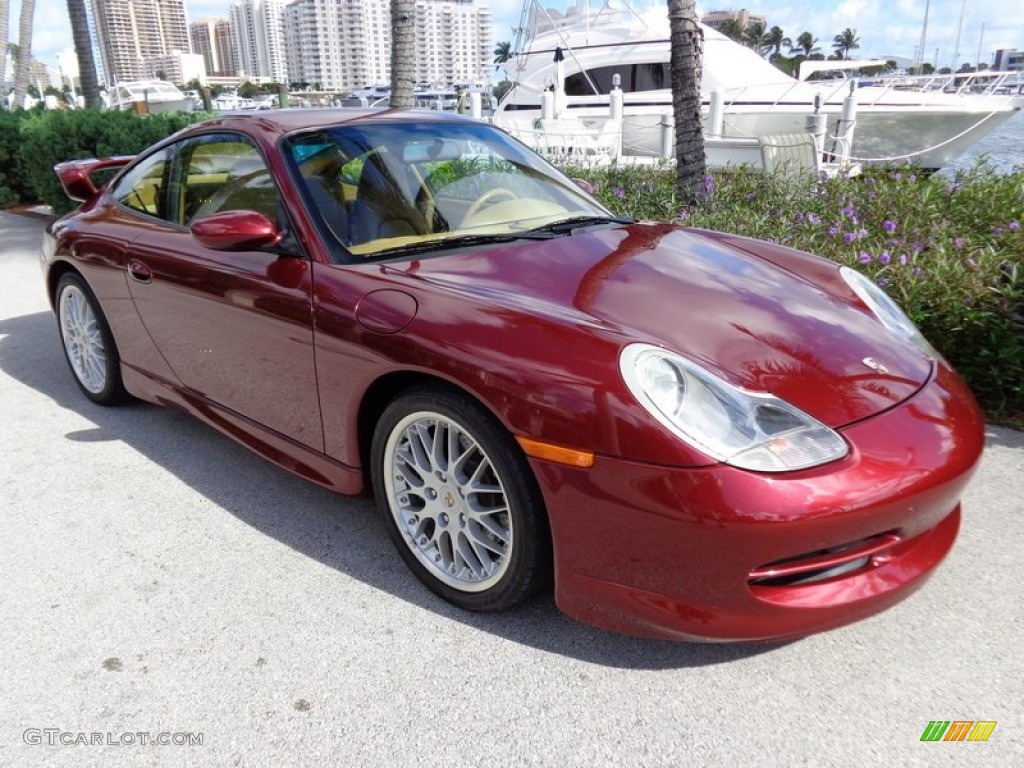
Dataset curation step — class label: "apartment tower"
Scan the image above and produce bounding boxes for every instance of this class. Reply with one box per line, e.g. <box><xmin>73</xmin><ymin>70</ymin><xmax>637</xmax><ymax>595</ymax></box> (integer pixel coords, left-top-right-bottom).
<box><xmin>190</xmin><ymin>18</ymin><xmax>240</xmax><ymax>78</ymax></box>
<box><xmin>284</xmin><ymin>0</ymin><xmax>493</xmax><ymax>93</ymax></box>
<box><xmin>90</xmin><ymin>0</ymin><xmax>191</xmax><ymax>84</ymax></box>
<box><xmin>229</xmin><ymin>0</ymin><xmax>290</xmax><ymax>83</ymax></box>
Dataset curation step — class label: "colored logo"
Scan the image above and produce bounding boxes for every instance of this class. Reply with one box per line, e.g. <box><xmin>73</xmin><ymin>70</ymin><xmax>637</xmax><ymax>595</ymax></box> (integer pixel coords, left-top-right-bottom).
<box><xmin>920</xmin><ymin>721</ymin><xmax>997</xmax><ymax>742</ymax></box>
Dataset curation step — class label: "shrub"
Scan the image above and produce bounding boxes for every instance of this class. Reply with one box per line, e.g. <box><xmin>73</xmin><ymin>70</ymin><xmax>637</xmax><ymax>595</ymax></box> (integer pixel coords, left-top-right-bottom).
<box><xmin>19</xmin><ymin>109</ymin><xmax>202</xmax><ymax>214</ymax></box>
<box><xmin>0</xmin><ymin>109</ymin><xmax>36</xmax><ymax>206</ymax></box>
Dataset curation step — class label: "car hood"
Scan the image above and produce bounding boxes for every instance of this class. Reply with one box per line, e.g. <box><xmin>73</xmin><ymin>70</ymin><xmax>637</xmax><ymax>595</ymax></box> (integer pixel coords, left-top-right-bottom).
<box><xmin>404</xmin><ymin>222</ymin><xmax>933</xmax><ymax>428</ymax></box>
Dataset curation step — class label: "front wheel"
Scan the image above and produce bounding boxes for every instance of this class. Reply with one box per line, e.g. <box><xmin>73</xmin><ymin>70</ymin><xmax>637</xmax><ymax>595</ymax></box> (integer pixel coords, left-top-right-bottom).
<box><xmin>371</xmin><ymin>386</ymin><xmax>550</xmax><ymax>611</ymax></box>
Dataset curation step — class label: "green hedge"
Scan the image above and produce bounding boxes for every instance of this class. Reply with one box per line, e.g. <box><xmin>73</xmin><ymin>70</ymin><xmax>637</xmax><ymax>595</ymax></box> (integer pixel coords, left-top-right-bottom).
<box><xmin>0</xmin><ymin>111</ymin><xmax>32</xmax><ymax>207</ymax></box>
<box><xmin>1</xmin><ymin>108</ymin><xmax>203</xmax><ymax>214</ymax></box>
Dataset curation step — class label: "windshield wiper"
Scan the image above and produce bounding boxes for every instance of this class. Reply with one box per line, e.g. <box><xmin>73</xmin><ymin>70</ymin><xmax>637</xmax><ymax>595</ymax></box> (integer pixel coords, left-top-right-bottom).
<box><xmin>526</xmin><ymin>215</ymin><xmax>634</xmax><ymax>235</ymax></box>
<box><xmin>374</xmin><ymin>231</ymin><xmax>557</xmax><ymax>258</ymax></box>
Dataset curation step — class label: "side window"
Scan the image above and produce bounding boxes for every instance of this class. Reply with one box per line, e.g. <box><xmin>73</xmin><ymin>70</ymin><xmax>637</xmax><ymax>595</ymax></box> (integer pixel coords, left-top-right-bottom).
<box><xmin>110</xmin><ymin>150</ymin><xmax>170</xmax><ymax>219</ymax></box>
<box><xmin>563</xmin><ymin>63</ymin><xmax>667</xmax><ymax>95</ymax></box>
<box><xmin>565</xmin><ymin>65</ymin><xmax>626</xmax><ymax>96</ymax></box>
<box><xmin>634</xmin><ymin>63</ymin><xmax>668</xmax><ymax>91</ymax></box>
<box><xmin>179</xmin><ymin>138</ymin><xmax>279</xmax><ymax>225</ymax></box>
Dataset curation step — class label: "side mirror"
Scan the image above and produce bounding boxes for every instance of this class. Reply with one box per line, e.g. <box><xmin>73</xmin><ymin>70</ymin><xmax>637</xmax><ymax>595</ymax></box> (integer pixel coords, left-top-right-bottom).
<box><xmin>190</xmin><ymin>210</ymin><xmax>282</xmax><ymax>251</ymax></box>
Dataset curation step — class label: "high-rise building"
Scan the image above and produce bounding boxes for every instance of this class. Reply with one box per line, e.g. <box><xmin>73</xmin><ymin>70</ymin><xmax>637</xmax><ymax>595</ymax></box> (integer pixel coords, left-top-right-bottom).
<box><xmin>150</xmin><ymin>51</ymin><xmax>207</xmax><ymax>85</ymax></box>
<box><xmin>27</xmin><ymin>57</ymin><xmax>53</xmax><ymax>91</ymax></box>
<box><xmin>284</xmin><ymin>0</ymin><xmax>390</xmax><ymax>91</ymax></box>
<box><xmin>414</xmin><ymin>0</ymin><xmax>493</xmax><ymax>87</ymax></box>
<box><xmin>283</xmin><ymin>0</ymin><xmax>493</xmax><ymax>93</ymax></box>
<box><xmin>191</xmin><ymin>18</ymin><xmax>240</xmax><ymax>78</ymax></box>
<box><xmin>90</xmin><ymin>0</ymin><xmax>192</xmax><ymax>84</ymax></box>
<box><xmin>994</xmin><ymin>49</ymin><xmax>1023</xmax><ymax>71</ymax></box>
<box><xmin>230</xmin><ymin>0</ymin><xmax>289</xmax><ymax>84</ymax></box>
<box><xmin>701</xmin><ymin>8</ymin><xmax>767</xmax><ymax>35</ymax></box>
<box><xmin>56</xmin><ymin>50</ymin><xmax>81</xmax><ymax>93</ymax></box>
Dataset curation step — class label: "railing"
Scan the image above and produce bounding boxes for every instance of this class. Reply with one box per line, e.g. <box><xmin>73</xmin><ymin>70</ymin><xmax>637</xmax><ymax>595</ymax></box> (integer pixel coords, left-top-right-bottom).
<box><xmin>869</xmin><ymin>70</ymin><xmax>1024</xmax><ymax>97</ymax></box>
<box><xmin>499</xmin><ymin>86</ymin><xmax>857</xmax><ymax>173</ymax></box>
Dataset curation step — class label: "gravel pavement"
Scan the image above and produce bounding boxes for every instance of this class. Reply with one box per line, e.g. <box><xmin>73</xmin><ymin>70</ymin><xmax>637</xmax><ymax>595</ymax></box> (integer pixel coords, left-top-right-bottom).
<box><xmin>1</xmin><ymin>210</ymin><xmax>1021</xmax><ymax>767</ymax></box>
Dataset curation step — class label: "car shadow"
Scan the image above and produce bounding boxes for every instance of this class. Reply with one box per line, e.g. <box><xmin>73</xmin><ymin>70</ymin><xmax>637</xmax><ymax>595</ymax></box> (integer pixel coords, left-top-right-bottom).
<box><xmin>984</xmin><ymin>424</ymin><xmax>1024</xmax><ymax>450</ymax></box>
<box><xmin>0</xmin><ymin>309</ymin><xmax>790</xmax><ymax>669</ymax></box>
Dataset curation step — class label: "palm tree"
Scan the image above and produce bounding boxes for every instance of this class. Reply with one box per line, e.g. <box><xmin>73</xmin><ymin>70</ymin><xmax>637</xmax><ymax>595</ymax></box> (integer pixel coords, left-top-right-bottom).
<box><xmin>0</xmin><ymin>1</ymin><xmax>8</xmax><ymax>103</ymax></box>
<box><xmin>493</xmin><ymin>40</ymin><xmax>512</xmax><ymax>66</ymax></box>
<box><xmin>832</xmin><ymin>28</ymin><xmax>860</xmax><ymax>60</ymax></box>
<box><xmin>744</xmin><ymin>21</ymin><xmax>770</xmax><ymax>56</ymax></box>
<box><xmin>67</xmin><ymin>0</ymin><xmax>100</xmax><ymax>108</ymax></box>
<box><xmin>11</xmin><ymin>0</ymin><xmax>35</xmax><ymax>109</ymax></box>
<box><xmin>792</xmin><ymin>31</ymin><xmax>820</xmax><ymax>58</ymax></box>
<box><xmin>667</xmin><ymin>0</ymin><xmax>705</xmax><ymax>201</ymax></box>
<box><xmin>389</xmin><ymin>0</ymin><xmax>415</xmax><ymax>108</ymax></box>
<box><xmin>765</xmin><ymin>26</ymin><xmax>791</xmax><ymax>59</ymax></box>
<box><xmin>718</xmin><ymin>19</ymin><xmax>745</xmax><ymax>43</ymax></box>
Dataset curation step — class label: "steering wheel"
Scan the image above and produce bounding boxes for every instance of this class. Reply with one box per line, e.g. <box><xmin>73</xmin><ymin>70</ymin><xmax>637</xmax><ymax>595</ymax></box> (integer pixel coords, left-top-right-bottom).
<box><xmin>193</xmin><ymin>168</ymin><xmax>271</xmax><ymax>220</ymax></box>
<box><xmin>463</xmin><ymin>188</ymin><xmax>516</xmax><ymax>223</ymax></box>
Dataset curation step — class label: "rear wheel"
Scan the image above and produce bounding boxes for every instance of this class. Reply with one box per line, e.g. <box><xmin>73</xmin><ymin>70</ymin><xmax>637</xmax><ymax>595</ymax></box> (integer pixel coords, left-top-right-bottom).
<box><xmin>56</xmin><ymin>273</ymin><xmax>128</xmax><ymax>405</ymax></box>
<box><xmin>371</xmin><ymin>386</ymin><xmax>550</xmax><ymax>611</ymax></box>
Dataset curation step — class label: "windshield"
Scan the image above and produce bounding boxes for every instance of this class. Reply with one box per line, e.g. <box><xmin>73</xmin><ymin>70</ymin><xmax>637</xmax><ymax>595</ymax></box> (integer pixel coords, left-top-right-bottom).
<box><xmin>283</xmin><ymin>119</ymin><xmax>615</xmax><ymax>259</ymax></box>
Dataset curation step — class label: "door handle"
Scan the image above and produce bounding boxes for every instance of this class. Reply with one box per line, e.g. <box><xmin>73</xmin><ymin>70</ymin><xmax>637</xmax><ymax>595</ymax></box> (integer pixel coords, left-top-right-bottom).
<box><xmin>127</xmin><ymin>258</ymin><xmax>152</xmax><ymax>283</ymax></box>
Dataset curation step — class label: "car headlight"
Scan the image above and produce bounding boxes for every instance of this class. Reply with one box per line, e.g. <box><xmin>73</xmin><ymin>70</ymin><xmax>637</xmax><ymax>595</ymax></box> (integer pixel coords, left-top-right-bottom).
<box><xmin>840</xmin><ymin>266</ymin><xmax>935</xmax><ymax>357</ymax></box>
<box><xmin>619</xmin><ymin>344</ymin><xmax>848</xmax><ymax>472</ymax></box>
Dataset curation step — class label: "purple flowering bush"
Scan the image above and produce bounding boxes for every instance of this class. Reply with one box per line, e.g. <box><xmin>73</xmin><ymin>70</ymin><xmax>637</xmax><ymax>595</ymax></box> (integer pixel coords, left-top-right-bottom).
<box><xmin>566</xmin><ymin>160</ymin><xmax>1024</xmax><ymax>424</ymax></box>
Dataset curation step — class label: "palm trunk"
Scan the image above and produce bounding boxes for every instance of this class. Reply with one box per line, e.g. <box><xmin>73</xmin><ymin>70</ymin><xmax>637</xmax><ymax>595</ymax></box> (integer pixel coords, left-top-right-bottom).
<box><xmin>667</xmin><ymin>0</ymin><xmax>705</xmax><ymax>202</ymax></box>
<box><xmin>389</xmin><ymin>0</ymin><xmax>415</xmax><ymax>109</ymax></box>
<box><xmin>11</xmin><ymin>0</ymin><xmax>34</xmax><ymax>108</ymax></box>
<box><xmin>67</xmin><ymin>0</ymin><xmax>101</xmax><ymax>108</ymax></box>
<box><xmin>0</xmin><ymin>1</ymin><xmax>8</xmax><ymax>97</ymax></box>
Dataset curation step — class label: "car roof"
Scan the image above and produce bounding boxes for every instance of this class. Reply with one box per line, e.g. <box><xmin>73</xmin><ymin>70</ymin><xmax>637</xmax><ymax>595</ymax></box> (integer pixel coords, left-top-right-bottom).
<box><xmin>180</xmin><ymin>107</ymin><xmax>477</xmax><ymax>139</ymax></box>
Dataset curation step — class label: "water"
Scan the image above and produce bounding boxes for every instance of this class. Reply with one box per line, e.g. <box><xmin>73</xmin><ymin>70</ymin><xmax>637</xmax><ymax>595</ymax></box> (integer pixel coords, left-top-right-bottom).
<box><xmin>943</xmin><ymin>110</ymin><xmax>1024</xmax><ymax>175</ymax></box>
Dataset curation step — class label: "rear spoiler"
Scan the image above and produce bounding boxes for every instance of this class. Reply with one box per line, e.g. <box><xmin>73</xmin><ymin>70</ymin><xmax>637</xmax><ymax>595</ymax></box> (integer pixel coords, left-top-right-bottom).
<box><xmin>53</xmin><ymin>156</ymin><xmax>135</xmax><ymax>202</ymax></box>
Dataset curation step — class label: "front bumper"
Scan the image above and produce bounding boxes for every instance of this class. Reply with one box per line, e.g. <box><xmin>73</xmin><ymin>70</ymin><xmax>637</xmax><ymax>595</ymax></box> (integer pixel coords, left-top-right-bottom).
<box><xmin>533</xmin><ymin>362</ymin><xmax>985</xmax><ymax>642</ymax></box>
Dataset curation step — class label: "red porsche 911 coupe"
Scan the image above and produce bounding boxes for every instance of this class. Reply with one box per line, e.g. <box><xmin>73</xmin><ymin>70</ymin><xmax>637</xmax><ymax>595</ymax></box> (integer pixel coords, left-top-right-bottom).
<box><xmin>42</xmin><ymin>109</ymin><xmax>984</xmax><ymax>641</ymax></box>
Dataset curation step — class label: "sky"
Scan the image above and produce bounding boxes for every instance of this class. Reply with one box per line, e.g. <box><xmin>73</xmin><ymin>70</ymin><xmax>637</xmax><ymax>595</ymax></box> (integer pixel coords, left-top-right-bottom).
<box><xmin>12</xmin><ymin>0</ymin><xmax>1024</xmax><ymax>76</ymax></box>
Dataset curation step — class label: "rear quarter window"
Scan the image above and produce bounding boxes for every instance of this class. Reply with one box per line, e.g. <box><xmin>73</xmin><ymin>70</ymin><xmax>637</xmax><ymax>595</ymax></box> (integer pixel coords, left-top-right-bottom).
<box><xmin>110</xmin><ymin>150</ymin><xmax>170</xmax><ymax>219</ymax></box>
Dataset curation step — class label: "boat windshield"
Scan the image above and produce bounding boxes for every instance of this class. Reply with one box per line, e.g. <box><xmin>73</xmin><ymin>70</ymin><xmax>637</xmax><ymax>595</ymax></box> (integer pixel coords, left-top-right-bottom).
<box><xmin>284</xmin><ymin>119</ymin><xmax>616</xmax><ymax>260</ymax></box>
<box><xmin>117</xmin><ymin>81</ymin><xmax>183</xmax><ymax>100</ymax></box>
<box><xmin>149</xmin><ymin>83</ymin><xmax>183</xmax><ymax>96</ymax></box>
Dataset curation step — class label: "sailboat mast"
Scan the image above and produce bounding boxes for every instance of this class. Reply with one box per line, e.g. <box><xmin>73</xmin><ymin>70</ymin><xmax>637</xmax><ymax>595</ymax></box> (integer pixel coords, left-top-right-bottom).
<box><xmin>952</xmin><ymin>0</ymin><xmax>966</xmax><ymax>71</ymax></box>
<box><xmin>916</xmin><ymin>0</ymin><xmax>931</xmax><ymax>73</ymax></box>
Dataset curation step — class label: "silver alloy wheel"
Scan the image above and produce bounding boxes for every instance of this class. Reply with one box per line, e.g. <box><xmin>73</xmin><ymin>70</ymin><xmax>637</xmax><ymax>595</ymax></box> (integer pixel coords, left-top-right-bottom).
<box><xmin>59</xmin><ymin>284</ymin><xmax>107</xmax><ymax>394</ymax></box>
<box><xmin>383</xmin><ymin>410</ymin><xmax>513</xmax><ymax>592</ymax></box>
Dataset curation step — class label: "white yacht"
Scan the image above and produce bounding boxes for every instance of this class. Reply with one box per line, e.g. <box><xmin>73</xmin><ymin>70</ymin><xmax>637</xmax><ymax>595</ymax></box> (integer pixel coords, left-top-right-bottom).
<box><xmin>211</xmin><ymin>91</ymin><xmax>258</xmax><ymax>111</ymax></box>
<box><xmin>105</xmin><ymin>80</ymin><xmax>195</xmax><ymax>114</ymax></box>
<box><xmin>495</xmin><ymin>1</ymin><xmax>1022</xmax><ymax>169</ymax></box>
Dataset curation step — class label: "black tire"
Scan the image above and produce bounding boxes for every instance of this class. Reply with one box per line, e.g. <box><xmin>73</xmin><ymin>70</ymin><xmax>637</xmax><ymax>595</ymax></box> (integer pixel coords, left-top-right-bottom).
<box><xmin>55</xmin><ymin>273</ymin><xmax>129</xmax><ymax>406</ymax></box>
<box><xmin>371</xmin><ymin>385</ymin><xmax>551</xmax><ymax>611</ymax></box>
